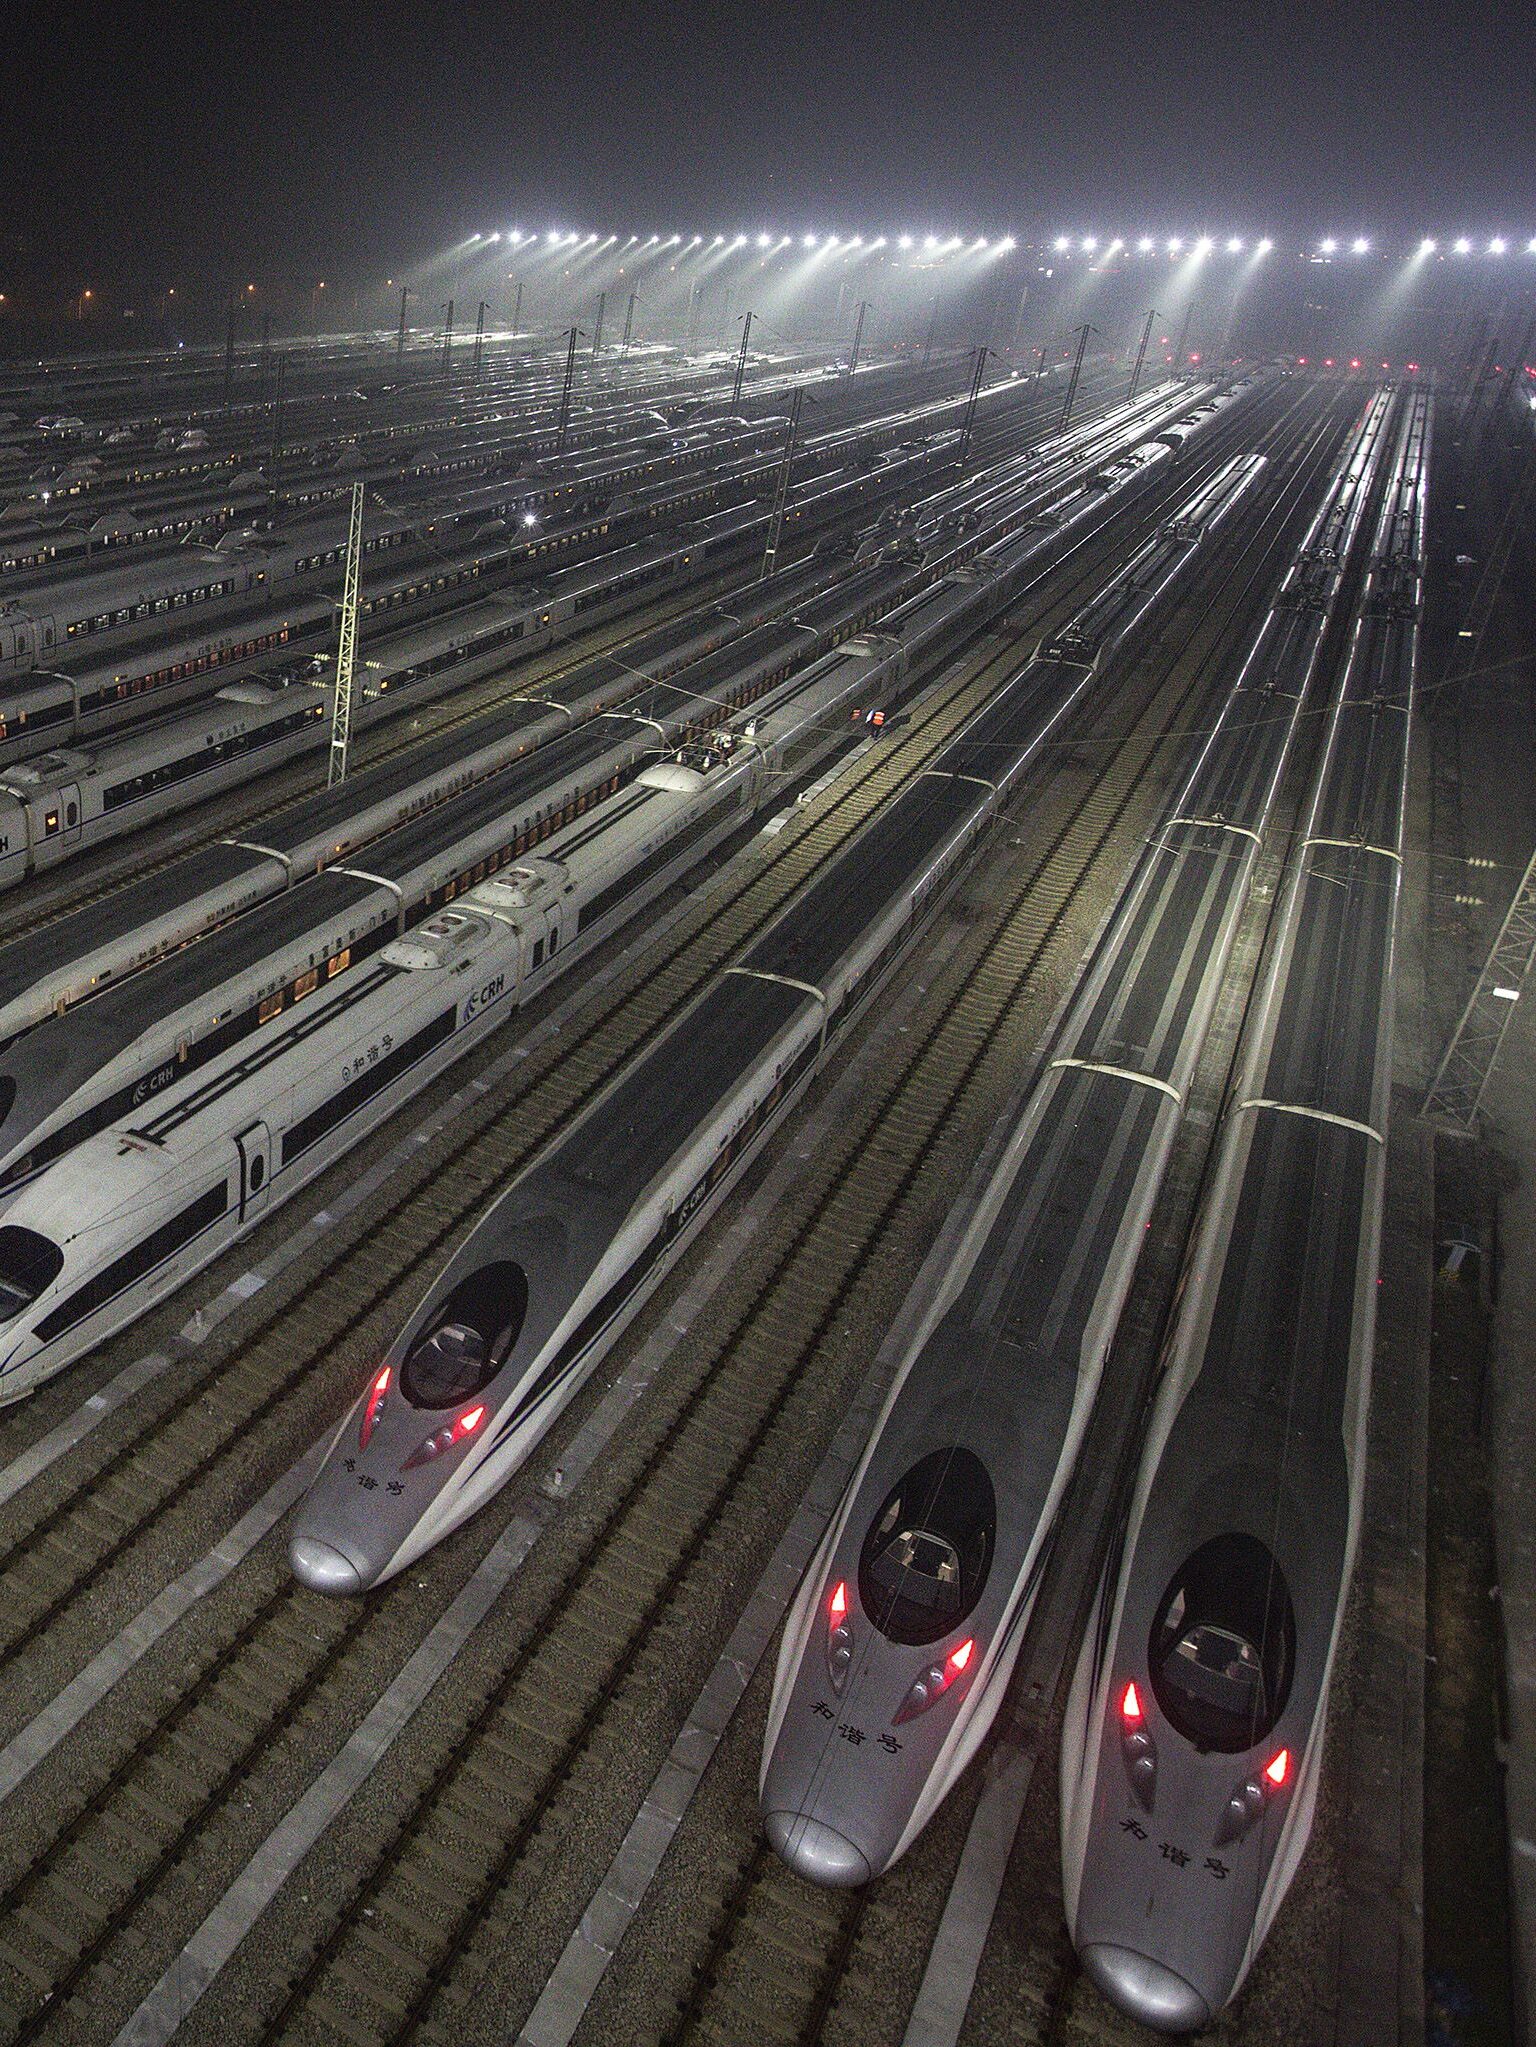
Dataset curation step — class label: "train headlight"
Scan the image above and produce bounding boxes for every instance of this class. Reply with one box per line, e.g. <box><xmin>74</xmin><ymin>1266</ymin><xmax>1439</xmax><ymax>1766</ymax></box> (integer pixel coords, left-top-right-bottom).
<box><xmin>359</xmin><ymin>1366</ymin><xmax>391</xmax><ymax>1450</ymax></box>
<box><xmin>892</xmin><ymin>1636</ymin><xmax>975</xmax><ymax>1725</ymax></box>
<box><xmin>826</xmin><ymin>1580</ymin><xmax>855</xmax><ymax>1694</ymax></box>
<box><xmin>401</xmin><ymin>1402</ymin><xmax>487</xmax><ymax>1472</ymax></box>
<box><xmin>1118</xmin><ymin>1679</ymin><xmax>1158</xmax><ymax>1812</ymax></box>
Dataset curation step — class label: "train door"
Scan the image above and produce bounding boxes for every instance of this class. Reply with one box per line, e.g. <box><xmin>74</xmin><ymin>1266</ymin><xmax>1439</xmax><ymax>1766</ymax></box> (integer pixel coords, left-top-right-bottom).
<box><xmin>234</xmin><ymin>1120</ymin><xmax>273</xmax><ymax>1224</ymax></box>
<box><xmin>58</xmin><ymin>783</ymin><xmax>81</xmax><ymax>847</ymax></box>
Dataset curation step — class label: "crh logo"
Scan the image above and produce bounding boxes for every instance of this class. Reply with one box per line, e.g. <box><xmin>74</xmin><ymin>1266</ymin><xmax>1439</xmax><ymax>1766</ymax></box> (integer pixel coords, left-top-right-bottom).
<box><xmin>462</xmin><ymin>972</ymin><xmax>506</xmax><ymax>1024</ymax></box>
<box><xmin>131</xmin><ymin>1062</ymin><xmax>176</xmax><ymax>1108</ymax></box>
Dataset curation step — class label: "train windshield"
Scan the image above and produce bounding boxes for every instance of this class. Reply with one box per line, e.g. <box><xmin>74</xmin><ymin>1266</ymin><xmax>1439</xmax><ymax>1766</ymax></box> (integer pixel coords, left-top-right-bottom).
<box><xmin>1148</xmin><ymin>1533</ymin><xmax>1296</xmax><ymax>1753</ymax></box>
<box><xmin>858</xmin><ymin>1446</ymin><xmax>995</xmax><ymax>1647</ymax></box>
<box><xmin>401</xmin><ymin>1261</ymin><xmax>529</xmax><ymax>1408</ymax></box>
<box><xmin>0</xmin><ymin>1224</ymin><xmax>62</xmax><ymax>1319</ymax></box>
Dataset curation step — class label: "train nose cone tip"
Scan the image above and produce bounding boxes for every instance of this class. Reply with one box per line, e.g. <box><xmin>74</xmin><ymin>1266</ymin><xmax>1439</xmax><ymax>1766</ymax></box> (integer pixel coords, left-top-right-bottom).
<box><xmin>288</xmin><ymin>1534</ymin><xmax>363</xmax><ymax>1597</ymax></box>
<box><xmin>1079</xmin><ymin>1945</ymin><xmax>1210</xmax><ymax>2033</ymax></box>
<box><xmin>763</xmin><ymin>1812</ymin><xmax>872</xmax><ymax>1888</ymax></box>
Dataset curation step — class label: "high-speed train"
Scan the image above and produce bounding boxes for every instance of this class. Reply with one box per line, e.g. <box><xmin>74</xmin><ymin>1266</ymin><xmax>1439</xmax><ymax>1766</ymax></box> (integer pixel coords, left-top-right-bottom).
<box><xmin>280</xmin><ymin>444</ymin><xmax>1269</xmax><ymax>1593</ymax></box>
<box><xmin>758</xmin><ymin>388</ymin><xmax>1397</xmax><ymax>1891</ymax></box>
<box><xmin>0</xmin><ymin>380</ymin><xmax>1249</xmax><ymax>1399</ymax></box>
<box><xmin>1058</xmin><ymin>389</ymin><xmax>1428</xmax><ymax>2031</ymax></box>
<box><xmin>0</xmin><ymin>378</ymin><xmax>1214</xmax><ymax>1064</ymax></box>
<box><xmin>0</xmin><ymin>424</ymin><xmax>946</xmax><ymax>765</ymax></box>
<box><xmin>280</xmin><ymin>557</ymin><xmax>1183</xmax><ymax>1593</ymax></box>
<box><xmin>0</xmin><ymin>662</ymin><xmax>898</xmax><ymax>1404</ymax></box>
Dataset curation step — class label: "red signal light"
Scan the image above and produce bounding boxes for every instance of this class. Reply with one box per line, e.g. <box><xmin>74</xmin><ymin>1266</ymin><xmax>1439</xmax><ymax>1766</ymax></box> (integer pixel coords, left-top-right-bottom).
<box><xmin>1263</xmin><ymin>1747</ymin><xmax>1291</xmax><ymax>1788</ymax></box>
<box><xmin>359</xmin><ymin>1366</ymin><xmax>390</xmax><ymax>1450</ymax></box>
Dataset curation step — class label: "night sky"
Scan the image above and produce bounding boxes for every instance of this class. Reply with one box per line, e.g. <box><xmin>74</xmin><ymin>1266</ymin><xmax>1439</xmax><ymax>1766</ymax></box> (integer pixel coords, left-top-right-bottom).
<box><xmin>6</xmin><ymin>0</ymin><xmax>1532</xmax><ymax>288</ymax></box>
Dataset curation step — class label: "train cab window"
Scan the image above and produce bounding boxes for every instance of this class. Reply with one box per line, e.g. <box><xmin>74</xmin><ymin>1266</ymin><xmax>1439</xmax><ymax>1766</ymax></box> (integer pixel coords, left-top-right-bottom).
<box><xmin>401</xmin><ymin>1260</ymin><xmax>529</xmax><ymax>1408</ymax></box>
<box><xmin>0</xmin><ymin>1225</ymin><xmax>63</xmax><ymax>1319</ymax></box>
<box><xmin>858</xmin><ymin>1446</ymin><xmax>995</xmax><ymax>1647</ymax></box>
<box><xmin>1148</xmin><ymin>1534</ymin><xmax>1297</xmax><ymax>1753</ymax></box>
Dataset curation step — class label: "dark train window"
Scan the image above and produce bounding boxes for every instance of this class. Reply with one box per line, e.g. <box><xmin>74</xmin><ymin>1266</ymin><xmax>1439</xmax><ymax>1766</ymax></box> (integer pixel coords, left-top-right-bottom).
<box><xmin>1148</xmin><ymin>1534</ymin><xmax>1297</xmax><ymax>1753</ymax></box>
<box><xmin>401</xmin><ymin>1260</ymin><xmax>529</xmax><ymax>1408</ymax></box>
<box><xmin>0</xmin><ymin>1225</ymin><xmax>63</xmax><ymax>1318</ymax></box>
<box><xmin>859</xmin><ymin>1446</ymin><xmax>995</xmax><ymax>1646</ymax></box>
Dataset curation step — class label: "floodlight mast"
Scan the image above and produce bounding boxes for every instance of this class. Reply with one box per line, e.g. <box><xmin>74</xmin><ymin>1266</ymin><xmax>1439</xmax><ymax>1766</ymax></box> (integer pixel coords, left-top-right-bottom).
<box><xmin>328</xmin><ymin>481</ymin><xmax>365</xmax><ymax>788</ymax></box>
<box><xmin>592</xmin><ymin>291</ymin><xmax>606</xmax><ymax>359</ymax></box>
<box><xmin>268</xmin><ymin>352</ymin><xmax>286</xmax><ymax>478</ymax></box>
<box><xmin>556</xmin><ymin>327</ymin><xmax>585</xmax><ymax>453</ymax></box>
<box><xmin>396</xmin><ymin>286</ymin><xmax>409</xmax><ymax>358</ymax></box>
<box><xmin>1129</xmin><ymin>308</ymin><xmax>1159</xmax><ymax>401</ymax></box>
<box><xmin>1061</xmin><ymin>323</ymin><xmax>1098</xmax><ymax>429</ymax></box>
<box><xmin>959</xmin><ymin>345</ymin><xmax>992</xmax><ymax>470</ymax></box>
<box><xmin>621</xmin><ymin>291</ymin><xmax>638</xmax><ymax>354</ymax></box>
<box><xmin>761</xmin><ymin>388</ymin><xmax>805</xmax><ymax>580</ymax></box>
<box><xmin>731</xmin><ymin>310</ymin><xmax>755</xmax><ymax>409</ymax></box>
<box><xmin>849</xmin><ymin>299</ymin><xmax>869</xmax><ymax>376</ymax></box>
<box><xmin>473</xmin><ymin>301</ymin><xmax>487</xmax><ymax>380</ymax></box>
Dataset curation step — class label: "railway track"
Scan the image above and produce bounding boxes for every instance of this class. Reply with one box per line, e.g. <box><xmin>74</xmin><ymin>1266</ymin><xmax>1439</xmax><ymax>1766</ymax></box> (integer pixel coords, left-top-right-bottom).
<box><xmin>0</xmin><ymin>382</ymin><xmax>1320</xmax><ymax>2046</ymax></box>
<box><xmin>0</xmin><ymin>388</ymin><xmax>1069</xmax><ymax>949</ymax></box>
<box><xmin>588</xmin><ymin>390</ymin><xmax>1358</xmax><ymax>2047</ymax></box>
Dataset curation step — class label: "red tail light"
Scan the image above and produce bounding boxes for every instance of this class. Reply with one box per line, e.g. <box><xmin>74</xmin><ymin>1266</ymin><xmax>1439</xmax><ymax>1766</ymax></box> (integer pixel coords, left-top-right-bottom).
<box><xmin>359</xmin><ymin>1367</ymin><xmax>390</xmax><ymax>1450</ymax></box>
<box><xmin>826</xmin><ymin>1579</ymin><xmax>854</xmax><ymax>1693</ymax></box>
<box><xmin>1263</xmin><ymin>1747</ymin><xmax>1290</xmax><ymax>1788</ymax></box>
<box><xmin>1120</xmin><ymin>1679</ymin><xmax>1143</xmax><ymax>1723</ymax></box>
<box><xmin>894</xmin><ymin>1636</ymin><xmax>978</xmax><ymax>1724</ymax></box>
<box><xmin>402</xmin><ymin>1401</ymin><xmax>490</xmax><ymax>1472</ymax></box>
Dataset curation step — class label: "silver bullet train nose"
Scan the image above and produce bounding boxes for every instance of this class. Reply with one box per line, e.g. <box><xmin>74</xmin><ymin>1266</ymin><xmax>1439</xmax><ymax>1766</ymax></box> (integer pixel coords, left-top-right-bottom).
<box><xmin>764</xmin><ymin>1811</ymin><xmax>872</xmax><ymax>1888</ymax></box>
<box><xmin>1080</xmin><ymin>1944</ymin><xmax>1211</xmax><ymax>2033</ymax></box>
<box><xmin>289</xmin><ymin>1534</ymin><xmax>364</xmax><ymax>1597</ymax></box>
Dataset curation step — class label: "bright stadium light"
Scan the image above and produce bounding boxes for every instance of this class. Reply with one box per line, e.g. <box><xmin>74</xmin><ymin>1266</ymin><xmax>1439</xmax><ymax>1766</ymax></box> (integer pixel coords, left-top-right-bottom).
<box><xmin>804</xmin><ymin>233</ymin><xmax>818</xmax><ymax>247</ymax></box>
<box><xmin>1167</xmin><ymin>236</ymin><xmax>1183</xmax><ymax>253</ymax></box>
<box><xmin>756</xmin><ymin>232</ymin><xmax>772</xmax><ymax>247</ymax></box>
